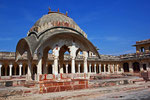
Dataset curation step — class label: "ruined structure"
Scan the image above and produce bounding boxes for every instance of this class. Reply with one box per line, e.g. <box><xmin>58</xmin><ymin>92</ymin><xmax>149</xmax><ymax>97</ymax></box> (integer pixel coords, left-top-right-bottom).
<box><xmin>0</xmin><ymin>9</ymin><xmax>149</xmax><ymax>93</ymax></box>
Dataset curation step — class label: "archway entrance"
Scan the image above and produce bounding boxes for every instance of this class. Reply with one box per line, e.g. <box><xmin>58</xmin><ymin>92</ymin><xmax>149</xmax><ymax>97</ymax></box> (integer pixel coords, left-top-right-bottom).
<box><xmin>123</xmin><ymin>63</ymin><xmax>129</xmax><ymax>72</ymax></box>
<box><xmin>133</xmin><ymin>62</ymin><xmax>140</xmax><ymax>72</ymax></box>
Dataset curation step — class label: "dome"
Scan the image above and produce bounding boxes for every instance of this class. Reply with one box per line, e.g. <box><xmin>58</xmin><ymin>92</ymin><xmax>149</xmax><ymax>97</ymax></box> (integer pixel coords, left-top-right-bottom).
<box><xmin>28</xmin><ymin>11</ymin><xmax>87</xmax><ymax>38</ymax></box>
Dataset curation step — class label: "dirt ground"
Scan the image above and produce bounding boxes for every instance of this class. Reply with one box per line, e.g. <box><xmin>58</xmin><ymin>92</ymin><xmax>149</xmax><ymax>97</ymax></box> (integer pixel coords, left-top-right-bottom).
<box><xmin>0</xmin><ymin>81</ymin><xmax>150</xmax><ymax>100</ymax></box>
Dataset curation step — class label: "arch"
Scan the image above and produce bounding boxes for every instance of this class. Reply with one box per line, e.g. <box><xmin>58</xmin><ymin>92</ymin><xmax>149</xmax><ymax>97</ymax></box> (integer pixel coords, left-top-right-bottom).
<box><xmin>101</xmin><ymin>64</ymin><xmax>104</xmax><ymax>72</ymax></box>
<box><xmin>143</xmin><ymin>64</ymin><xmax>147</xmax><ymax>70</ymax></box>
<box><xmin>106</xmin><ymin>65</ymin><xmax>108</xmax><ymax>72</ymax></box>
<box><xmin>47</xmin><ymin>64</ymin><xmax>53</xmax><ymax>74</ymax></box>
<box><xmin>16</xmin><ymin>65</ymin><xmax>19</xmax><ymax>75</ymax></box>
<box><xmin>37</xmin><ymin>32</ymin><xmax>100</xmax><ymax>58</ymax></box>
<box><xmin>1</xmin><ymin>65</ymin><xmax>5</xmax><ymax>76</ymax></box>
<box><xmin>133</xmin><ymin>62</ymin><xmax>140</xmax><ymax>73</ymax></box>
<box><xmin>123</xmin><ymin>63</ymin><xmax>129</xmax><ymax>72</ymax></box>
<box><xmin>32</xmin><ymin>64</ymin><xmax>37</xmax><ymax>75</ymax></box>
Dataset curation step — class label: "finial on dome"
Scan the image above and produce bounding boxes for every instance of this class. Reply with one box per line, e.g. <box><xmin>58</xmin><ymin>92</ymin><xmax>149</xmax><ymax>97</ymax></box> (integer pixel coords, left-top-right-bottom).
<box><xmin>57</xmin><ymin>8</ymin><xmax>59</xmax><ymax>13</ymax></box>
<box><xmin>48</xmin><ymin>7</ymin><xmax>51</xmax><ymax>14</ymax></box>
<box><xmin>66</xmin><ymin>11</ymin><xmax>68</xmax><ymax>16</ymax></box>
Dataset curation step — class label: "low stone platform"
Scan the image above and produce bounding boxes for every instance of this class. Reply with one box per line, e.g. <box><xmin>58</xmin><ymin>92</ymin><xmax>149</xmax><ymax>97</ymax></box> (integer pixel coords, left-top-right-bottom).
<box><xmin>89</xmin><ymin>76</ymin><xmax>143</xmax><ymax>88</ymax></box>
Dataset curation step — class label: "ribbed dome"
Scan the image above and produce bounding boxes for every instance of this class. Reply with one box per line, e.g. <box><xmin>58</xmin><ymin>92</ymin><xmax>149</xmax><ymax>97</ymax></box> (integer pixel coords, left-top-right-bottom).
<box><xmin>34</xmin><ymin>13</ymin><xmax>77</xmax><ymax>27</ymax></box>
<box><xmin>28</xmin><ymin>12</ymin><xmax>87</xmax><ymax>38</ymax></box>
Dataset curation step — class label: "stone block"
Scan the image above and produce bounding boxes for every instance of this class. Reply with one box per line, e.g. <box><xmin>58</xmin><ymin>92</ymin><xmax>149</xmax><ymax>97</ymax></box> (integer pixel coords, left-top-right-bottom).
<box><xmin>60</xmin><ymin>85</ymin><xmax>73</xmax><ymax>91</ymax></box>
<box><xmin>47</xmin><ymin>87</ymin><xmax>59</xmax><ymax>92</ymax></box>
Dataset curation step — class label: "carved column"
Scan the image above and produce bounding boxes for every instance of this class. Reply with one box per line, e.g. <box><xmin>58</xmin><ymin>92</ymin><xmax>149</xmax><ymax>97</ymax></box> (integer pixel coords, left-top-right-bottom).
<box><xmin>53</xmin><ymin>46</ymin><xmax>60</xmax><ymax>75</ymax></box>
<box><xmin>66</xmin><ymin>63</ymin><xmax>68</xmax><ymax>73</ymax></box>
<box><xmin>89</xmin><ymin>64</ymin><xmax>91</xmax><ymax>73</ymax></box>
<box><xmin>52</xmin><ymin>64</ymin><xmax>54</xmax><ymax>74</ymax></box>
<box><xmin>103</xmin><ymin>64</ymin><xmax>106</xmax><ymax>74</ymax></box>
<box><xmin>27</xmin><ymin>60</ymin><xmax>32</xmax><ymax>80</ymax></box>
<box><xmin>112</xmin><ymin>64</ymin><xmax>115</xmax><ymax>73</ymax></box>
<box><xmin>83</xmin><ymin>51</ymin><xmax>88</xmax><ymax>73</ymax></box>
<box><xmin>19</xmin><ymin>63</ymin><xmax>22</xmax><ymax>76</ymax></box>
<box><xmin>0</xmin><ymin>64</ymin><xmax>2</xmax><ymax>76</ymax></box>
<box><xmin>108</xmin><ymin>64</ymin><xmax>110</xmax><ymax>74</ymax></box>
<box><xmin>37</xmin><ymin>54</ymin><xmax>42</xmax><ymax>75</ymax></box>
<box><xmin>60</xmin><ymin>64</ymin><xmax>63</xmax><ymax>74</ymax></box>
<box><xmin>9</xmin><ymin>64</ymin><xmax>13</xmax><ymax>76</ymax></box>
<box><xmin>116</xmin><ymin>64</ymin><xmax>119</xmax><ymax>73</ymax></box>
<box><xmin>69</xmin><ymin>44</ymin><xmax>78</xmax><ymax>74</ymax></box>
<box><xmin>129</xmin><ymin>62</ymin><xmax>133</xmax><ymax>72</ymax></box>
<box><xmin>78</xmin><ymin>63</ymin><xmax>80</xmax><ymax>73</ymax></box>
<box><xmin>99</xmin><ymin>64</ymin><xmax>101</xmax><ymax>73</ymax></box>
<box><xmin>94</xmin><ymin>64</ymin><xmax>96</xmax><ymax>74</ymax></box>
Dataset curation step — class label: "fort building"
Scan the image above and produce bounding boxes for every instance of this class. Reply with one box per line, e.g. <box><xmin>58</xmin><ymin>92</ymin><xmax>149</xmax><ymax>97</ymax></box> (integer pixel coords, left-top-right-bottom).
<box><xmin>0</xmin><ymin>9</ymin><xmax>149</xmax><ymax>93</ymax></box>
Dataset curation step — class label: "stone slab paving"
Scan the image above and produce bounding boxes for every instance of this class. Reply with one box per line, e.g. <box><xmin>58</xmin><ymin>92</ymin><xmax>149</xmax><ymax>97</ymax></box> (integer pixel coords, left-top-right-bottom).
<box><xmin>1</xmin><ymin>81</ymin><xmax>149</xmax><ymax>100</ymax></box>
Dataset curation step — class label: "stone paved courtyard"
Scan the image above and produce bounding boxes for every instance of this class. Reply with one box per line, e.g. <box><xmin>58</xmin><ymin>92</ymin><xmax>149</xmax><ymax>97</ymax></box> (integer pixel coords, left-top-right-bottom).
<box><xmin>0</xmin><ymin>80</ymin><xmax>150</xmax><ymax>100</ymax></box>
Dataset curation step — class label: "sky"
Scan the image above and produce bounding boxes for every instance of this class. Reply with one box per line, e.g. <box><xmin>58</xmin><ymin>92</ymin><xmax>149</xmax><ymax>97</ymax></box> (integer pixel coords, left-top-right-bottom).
<box><xmin>0</xmin><ymin>0</ymin><xmax>150</xmax><ymax>55</ymax></box>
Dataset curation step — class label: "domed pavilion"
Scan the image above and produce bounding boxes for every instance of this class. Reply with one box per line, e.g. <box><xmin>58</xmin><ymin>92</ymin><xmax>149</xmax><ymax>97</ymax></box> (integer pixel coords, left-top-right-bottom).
<box><xmin>16</xmin><ymin>8</ymin><xmax>100</xmax><ymax>81</ymax></box>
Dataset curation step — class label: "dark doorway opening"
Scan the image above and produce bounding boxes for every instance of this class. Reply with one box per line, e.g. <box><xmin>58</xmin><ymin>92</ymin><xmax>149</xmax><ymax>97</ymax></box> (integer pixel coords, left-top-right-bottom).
<box><xmin>123</xmin><ymin>63</ymin><xmax>129</xmax><ymax>72</ymax></box>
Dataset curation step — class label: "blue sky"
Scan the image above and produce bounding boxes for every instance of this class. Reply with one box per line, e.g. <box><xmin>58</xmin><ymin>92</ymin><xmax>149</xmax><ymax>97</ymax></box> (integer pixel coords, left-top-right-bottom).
<box><xmin>0</xmin><ymin>0</ymin><xmax>150</xmax><ymax>55</ymax></box>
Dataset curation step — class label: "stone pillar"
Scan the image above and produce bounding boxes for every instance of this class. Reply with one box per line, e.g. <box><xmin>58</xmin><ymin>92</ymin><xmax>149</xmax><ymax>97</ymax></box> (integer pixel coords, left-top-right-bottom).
<box><xmin>103</xmin><ymin>64</ymin><xmax>106</xmax><ymax>74</ymax></box>
<box><xmin>19</xmin><ymin>63</ymin><xmax>22</xmax><ymax>76</ymax></box>
<box><xmin>52</xmin><ymin>64</ymin><xmax>54</xmax><ymax>74</ymax></box>
<box><xmin>112</xmin><ymin>64</ymin><xmax>115</xmax><ymax>73</ymax></box>
<box><xmin>83</xmin><ymin>51</ymin><xmax>88</xmax><ymax>73</ymax></box>
<box><xmin>78</xmin><ymin>63</ymin><xmax>80</xmax><ymax>73</ymax></box>
<box><xmin>71</xmin><ymin>57</ymin><xmax>75</xmax><ymax>73</ymax></box>
<box><xmin>140</xmin><ymin>63</ymin><xmax>143</xmax><ymax>71</ymax></box>
<box><xmin>66</xmin><ymin>63</ymin><xmax>68</xmax><ymax>73</ymax></box>
<box><xmin>9</xmin><ymin>64</ymin><xmax>13</xmax><ymax>76</ymax></box>
<box><xmin>54</xmin><ymin>56</ymin><xmax>59</xmax><ymax>75</ymax></box>
<box><xmin>99</xmin><ymin>64</ymin><xmax>101</xmax><ymax>73</ymax></box>
<box><xmin>69</xmin><ymin>44</ymin><xmax>78</xmax><ymax>74</ymax></box>
<box><xmin>129</xmin><ymin>62</ymin><xmax>133</xmax><ymax>72</ymax></box>
<box><xmin>116</xmin><ymin>64</ymin><xmax>119</xmax><ymax>73</ymax></box>
<box><xmin>53</xmin><ymin>46</ymin><xmax>60</xmax><ymax>75</ymax></box>
<box><xmin>94</xmin><ymin>64</ymin><xmax>96</xmax><ymax>74</ymax></box>
<box><xmin>27</xmin><ymin>60</ymin><xmax>32</xmax><ymax>80</ymax></box>
<box><xmin>37</xmin><ymin>55</ymin><xmax>42</xmax><ymax>75</ymax></box>
<box><xmin>146</xmin><ymin>62</ymin><xmax>149</xmax><ymax>70</ymax></box>
<box><xmin>108</xmin><ymin>64</ymin><xmax>110</xmax><ymax>74</ymax></box>
<box><xmin>0</xmin><ymin>64</ymin><xmax>2</xmax><ymax>76</ymax></box>
<box><xmin>89</xmin><ymin>64</ymin><xmax>91</xmax><ymax>73</ymax></box>
<box><xmin>60</xmin><ymin>64</ymin><xmax>63</xmax><ymax>74</ymax></box>
<box><xmin>43</xmin><ymin>62</ymin><xmax>47</xmax><ymax>74</ymax></box>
